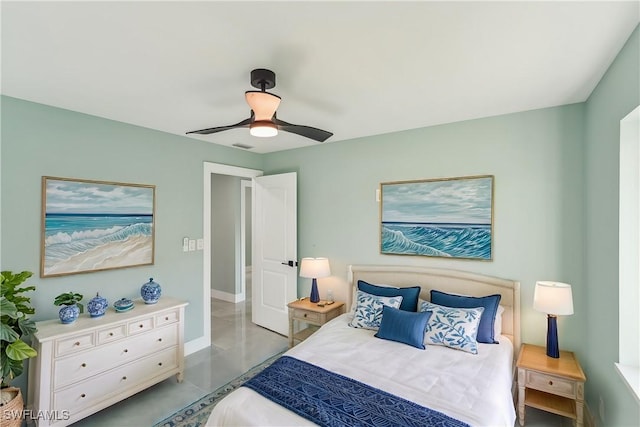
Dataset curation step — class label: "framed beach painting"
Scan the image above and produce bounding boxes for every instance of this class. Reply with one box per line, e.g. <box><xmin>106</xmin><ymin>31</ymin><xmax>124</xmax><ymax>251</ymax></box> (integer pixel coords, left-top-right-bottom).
<box><xmin>41</xmin><ymin>176</ymin><xmax>155</xmax><ymax>277</ymax></box>
<box><xmin>380</xmin><ymin>175</ymin><xmax>494</xmax><ymax>261</ymax></box>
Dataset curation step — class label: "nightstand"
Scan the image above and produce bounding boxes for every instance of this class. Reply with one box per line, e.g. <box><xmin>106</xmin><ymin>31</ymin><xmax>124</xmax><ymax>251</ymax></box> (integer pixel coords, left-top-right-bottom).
<box><xmin>287</xmin><ymin>299</ymin><xmax>345</xmax><ymax>347</ymax></box>
<box><xmin>516</xmin><ymin>343</ymin><xmax>586</xmax><ymax>426</ymax></box>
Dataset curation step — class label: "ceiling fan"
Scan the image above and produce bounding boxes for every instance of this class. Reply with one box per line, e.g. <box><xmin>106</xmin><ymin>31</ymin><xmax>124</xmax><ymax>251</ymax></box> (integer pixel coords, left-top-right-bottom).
<box><xmin>187</xmin><ymin>69</ymin><xmax>333</xmax><ymax>142</ymax></box>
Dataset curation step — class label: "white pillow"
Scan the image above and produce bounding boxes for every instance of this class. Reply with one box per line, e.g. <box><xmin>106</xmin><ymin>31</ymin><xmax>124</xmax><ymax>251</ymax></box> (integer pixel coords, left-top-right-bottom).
<box><xmin>494</xmin><ymin>305</ymin><xmax>505</xmax><ymax>338</ymax></box>
<box><xmin>349</xmin><ymin>290</ymin><xmax>403</xmax><ymax>330</ymax></box>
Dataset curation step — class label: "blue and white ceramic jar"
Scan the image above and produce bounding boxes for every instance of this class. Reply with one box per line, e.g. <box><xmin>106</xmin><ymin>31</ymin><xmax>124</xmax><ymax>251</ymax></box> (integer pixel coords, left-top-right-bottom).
<box><xmin>141</xmin><ymin>278</ymin><xmax>161</xmax><ymax>304</ymax></box>
<box><xmin>59</xmin><ymin>304</ymin><xmax>80</xmax><ymax>324</ymax></box>
<box><xmin>87</xmin><ymin>293</ymin><xmax>109</xmax><ymax>317</ymax></box>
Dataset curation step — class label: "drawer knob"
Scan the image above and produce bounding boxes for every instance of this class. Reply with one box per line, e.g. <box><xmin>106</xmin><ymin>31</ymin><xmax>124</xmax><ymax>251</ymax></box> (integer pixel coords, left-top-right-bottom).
<box><xmin>122</xmin><ymin>376</ymin><xmax>127</xmax><ymax>380</ymax></box>
<box><xmin>109</xmin><ymin>332</ymin><xmax>114</xmax><ymax>336</ymax></box>
<box><xmin>165</xmin><ymin>316</ymin><xmax>169</xmax><ymax>321</ymax></box>
<box><xmin>158</xmin><ymin>362</ymin><xmax>163</xmax><ymax>366</ymax></box>
<box><xmin>74</xmin><ymin>341</ymin><xmax>81</xmax><ymax>346</ymax></box>
<box><xmin>81</xmin><ymin>363</ymin><xmax>87</xmax><ymax>368</ymax></box>
<box><xmin>303</xmin><ymin>313</ymin><xmax>307</xmax><ymax>318</ymax></box>
<box><xmin>139</xmin><ymin>324</ymin><xmax>144</xmax><ymax>328</ymax></box>
<box><xmin>81</xmin><ymin>394</ymin><xmax>86</xmax><ymax>398</ymax></box>
<box><xmin>124</xmin><ymin>349</ymin><xmax>128</xmax><ymax>353</ymax></box>
<box><xmin>158</xmin><ymin>338</ymin><xmax>162</xmax><ymax>342</ymax></box>
<box><xmin>548</xmin><ymin>380</ymin><xmax>553</xmax><ymax>386</ymax></box>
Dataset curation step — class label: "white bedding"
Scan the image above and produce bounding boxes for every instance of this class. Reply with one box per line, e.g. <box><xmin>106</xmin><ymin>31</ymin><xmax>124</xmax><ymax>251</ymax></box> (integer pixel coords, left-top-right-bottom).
<box><xmin>207</xmin><ymin>313</ymin><xmax>516</xmax><ymax>427</ymax></box>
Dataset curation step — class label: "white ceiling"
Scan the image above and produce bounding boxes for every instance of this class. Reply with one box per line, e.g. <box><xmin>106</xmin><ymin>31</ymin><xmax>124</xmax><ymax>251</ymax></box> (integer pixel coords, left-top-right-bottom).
<box><xmin>2</xmin><ymin>1</ymin><xmax>638</xmax><ymax>154</ymax></box>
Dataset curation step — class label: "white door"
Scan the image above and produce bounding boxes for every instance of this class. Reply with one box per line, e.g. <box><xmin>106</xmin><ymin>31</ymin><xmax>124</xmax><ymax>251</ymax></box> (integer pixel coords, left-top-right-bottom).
<box><xmin>252</xmin><ymin>172</ymin><xmax>297</xmax><ymax>335</ymax></box>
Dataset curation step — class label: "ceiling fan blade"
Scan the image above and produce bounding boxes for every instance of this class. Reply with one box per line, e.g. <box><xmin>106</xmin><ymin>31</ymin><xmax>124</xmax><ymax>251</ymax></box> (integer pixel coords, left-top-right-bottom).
<box><xmin>245</xmin><ymin>91</ymin><xmax>281</xmax><ymax>121</ymax></box>
<box><xmin>186</xmin><ymin>117</ymin><xmax>252</xmax><ymax>135</ymax></box>
<box><xmin>273</xmin><ymin>117</ymin><xmax>333</xmax><ymax>142</ymax></box>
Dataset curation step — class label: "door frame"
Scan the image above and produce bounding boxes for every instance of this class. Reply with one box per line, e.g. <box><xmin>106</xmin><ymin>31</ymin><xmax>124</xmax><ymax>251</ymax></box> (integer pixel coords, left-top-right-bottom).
<box><xmin>190</xmin><ymin>162</ymin><xmax>262</xmax><ymax>355</ymax></box>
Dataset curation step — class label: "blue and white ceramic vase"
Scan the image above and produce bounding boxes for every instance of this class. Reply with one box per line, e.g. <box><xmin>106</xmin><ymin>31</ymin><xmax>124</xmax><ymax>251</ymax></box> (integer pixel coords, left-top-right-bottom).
<box><xmin>141</xmin><ymin>278</ymin><xmax>161</xmax><ymax>304</ymax></box>
<box><xmin>87</xmin><ymin>293</ymin><xmax>109</xmax><ymax>317</ymax></box>
<box><xmin>59</xmin><ymin>304</ymin><xmax>80</xmax><ymax>324</ymax></box>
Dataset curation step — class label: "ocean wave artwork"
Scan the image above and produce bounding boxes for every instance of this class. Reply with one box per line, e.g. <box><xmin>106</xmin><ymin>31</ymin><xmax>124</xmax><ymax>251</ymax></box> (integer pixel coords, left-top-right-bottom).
<box><xmin>381</xmin><ymin>176</ymin><xmax>493</xmax><ymax>260</ymax></box>
<box><xmin>41</xmin><ymin>177</ymin><xmax>155</xmax><ymax>277</ymax></box>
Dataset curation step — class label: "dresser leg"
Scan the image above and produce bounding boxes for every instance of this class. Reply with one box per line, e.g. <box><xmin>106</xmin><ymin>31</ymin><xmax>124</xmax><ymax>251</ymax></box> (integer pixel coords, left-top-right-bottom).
<box><xmin>176</xmin><ymin>371</ymin><xmax>184</xmax><ymax>383</ymax></box>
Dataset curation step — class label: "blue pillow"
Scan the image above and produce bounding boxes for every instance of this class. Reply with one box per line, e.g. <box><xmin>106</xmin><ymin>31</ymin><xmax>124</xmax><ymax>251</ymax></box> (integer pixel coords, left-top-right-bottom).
<box><xmin>430</xmin><ymin>290</ymin><xmax>501</xmax><ymax>344</ymax></box>
<box><xmin>375</xmin><ymin>305</ymin><xmax>432</xmax><ymax>349</ymax></box>
<box><xmin>358</xmin><ymin>280</ymin><xmax>420</xmax><ymax>312</ymax></box>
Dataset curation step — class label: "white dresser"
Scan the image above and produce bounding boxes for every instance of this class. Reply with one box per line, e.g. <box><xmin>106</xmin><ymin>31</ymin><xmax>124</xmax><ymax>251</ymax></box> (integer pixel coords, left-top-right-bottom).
<box><xmin>27</xmin><ymin>297</ymin><xmax>188</xmax><ymax>426</ymax></box>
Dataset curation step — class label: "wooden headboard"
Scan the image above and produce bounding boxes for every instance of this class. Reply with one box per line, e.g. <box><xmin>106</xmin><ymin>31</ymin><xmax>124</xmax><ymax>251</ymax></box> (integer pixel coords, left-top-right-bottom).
<box><xmin>348</xmin><ymin>265</ymin><xmax>521</xmax><ymax>351</ymax></box>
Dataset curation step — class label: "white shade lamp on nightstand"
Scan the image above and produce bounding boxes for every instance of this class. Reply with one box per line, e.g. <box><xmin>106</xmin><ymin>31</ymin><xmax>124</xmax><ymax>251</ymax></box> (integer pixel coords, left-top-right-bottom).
<box><xmin>533</xmin><ymin>281</ymin><xmax>574</xmax><ymax>358</ymax></box>
<box><xmin>299</xmin><ymin>257</ymin><xmax>331</xmax><ymax>303</ymax></box>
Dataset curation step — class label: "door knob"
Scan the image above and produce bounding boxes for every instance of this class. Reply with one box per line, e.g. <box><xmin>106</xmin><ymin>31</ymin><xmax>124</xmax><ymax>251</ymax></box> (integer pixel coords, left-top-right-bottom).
<box><xmin>281</xmin><ymin>260</ymin><xmax>298</xmax><ymax>267</ymax></box>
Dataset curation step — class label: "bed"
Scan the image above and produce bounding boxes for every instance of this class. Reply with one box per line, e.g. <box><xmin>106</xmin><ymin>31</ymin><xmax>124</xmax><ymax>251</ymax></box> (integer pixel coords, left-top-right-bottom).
<box><xmin>207</xmin><ymin>265</ymin><xmax>520</xmax><ymax>427</ymax></box>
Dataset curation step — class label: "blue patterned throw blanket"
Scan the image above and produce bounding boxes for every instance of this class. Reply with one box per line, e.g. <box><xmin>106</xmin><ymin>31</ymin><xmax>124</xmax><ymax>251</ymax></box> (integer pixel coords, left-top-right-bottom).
<box><xmin>243</xmin><ymin>356</ymin><xmax>471</xmax><ymax>427</ymax></box>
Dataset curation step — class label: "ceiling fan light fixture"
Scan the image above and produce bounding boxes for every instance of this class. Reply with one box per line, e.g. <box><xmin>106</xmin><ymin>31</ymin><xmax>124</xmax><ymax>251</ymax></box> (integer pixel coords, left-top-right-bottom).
<box><xmin>250</xmin><ymin>120</ymin><xmax>278</xmax><ymax>138</ymax></box>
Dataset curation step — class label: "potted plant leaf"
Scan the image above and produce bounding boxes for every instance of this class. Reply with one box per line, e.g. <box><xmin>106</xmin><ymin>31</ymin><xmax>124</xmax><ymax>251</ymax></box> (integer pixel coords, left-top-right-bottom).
<box><xmin>54</xmin><ymin>292</ymin><xmax>84</xmax><ymax>324</ymax></box>
<box><xmin>1</xmin><ymin>271</ymin><xmax>37</xmax><ymax>427</ymax></box>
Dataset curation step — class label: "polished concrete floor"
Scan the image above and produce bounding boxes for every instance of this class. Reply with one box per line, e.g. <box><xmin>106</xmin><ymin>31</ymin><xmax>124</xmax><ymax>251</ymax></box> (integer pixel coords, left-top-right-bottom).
<box><xmin>70</xmin><ymin>296</ymin><xmax>288</xmax><ymax>426</ymax></box>
<box><xmin>70</xmin><ymin>296</ymin><xmax>571</xmax><ymax>427</ymax></box>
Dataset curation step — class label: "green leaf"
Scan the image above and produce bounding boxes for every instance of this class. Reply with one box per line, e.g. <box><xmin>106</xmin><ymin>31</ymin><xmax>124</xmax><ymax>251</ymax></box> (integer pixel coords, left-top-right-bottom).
<box><xmin>0</xmin><ymin>297</ymin><xmax>18</xmax><ymax>319</ymax></box>
<box><xmin>5</xmin><ymin>340</ymin><xmax>37</xmax><ymax>361</ymax></box>
<box><xmin>18</xmin><ymin>318</ymin><xmax>37</xmax><ymax>337</ymax></box>
<box><xmin>0</xmin><ymin>323</ymin><xmax>20</xmax><ymax>343</ymax></box>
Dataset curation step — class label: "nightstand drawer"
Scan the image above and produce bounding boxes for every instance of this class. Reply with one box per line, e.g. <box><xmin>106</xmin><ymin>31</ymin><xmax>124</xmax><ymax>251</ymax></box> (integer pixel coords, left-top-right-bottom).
<box><xmin>293</xmin><ymin>309</ymin><xmax>321</xmax><ymax>323</ymax></box>
<box><xmin>526</xmin><ymin>371</ymin><xmax>576</xmax><ymax>398</ymax></box>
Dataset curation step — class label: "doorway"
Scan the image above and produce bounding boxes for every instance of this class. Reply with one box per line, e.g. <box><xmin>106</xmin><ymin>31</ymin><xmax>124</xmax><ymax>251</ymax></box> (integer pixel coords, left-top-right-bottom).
<box><xmin>200</xmin><ymin>162</ymin><xmax>262</xmax><ymax>352</ymax></box>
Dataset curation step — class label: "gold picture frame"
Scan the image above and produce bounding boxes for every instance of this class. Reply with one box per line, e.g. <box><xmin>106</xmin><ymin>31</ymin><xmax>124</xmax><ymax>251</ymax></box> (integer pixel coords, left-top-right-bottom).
<box><xmin>380</xmin><ymin>175</ymin><xmax>494</xmax><ymax>260</ymax></box>
<box><xmin>41</xmin><ymin>176</ymin><xmax>156</xmax><ymax>277</ymax></box>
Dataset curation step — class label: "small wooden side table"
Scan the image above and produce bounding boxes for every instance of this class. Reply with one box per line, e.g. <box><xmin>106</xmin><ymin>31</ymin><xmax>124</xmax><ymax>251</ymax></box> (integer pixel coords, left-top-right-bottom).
<box><xmin>516</xmin><ymin>343</ymin><xmax>586</xmax><ymax>426</ymax></box>
<box><xmin>287</xmin><ymin>298</ymin><xmax>345</xmax><ymax>348</ymax></box>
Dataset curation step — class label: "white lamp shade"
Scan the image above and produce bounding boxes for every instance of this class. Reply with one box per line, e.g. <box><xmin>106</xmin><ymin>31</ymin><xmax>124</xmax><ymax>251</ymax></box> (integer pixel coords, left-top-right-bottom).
<box><xmin>533</xmin><ymin>281</ymin><xmax>574</xmax><ymax>315</ymax></box>
<box><xmin>299</xmin><ymin>257</ymin><xmax>331</xmax><ymax>279</ymax></box>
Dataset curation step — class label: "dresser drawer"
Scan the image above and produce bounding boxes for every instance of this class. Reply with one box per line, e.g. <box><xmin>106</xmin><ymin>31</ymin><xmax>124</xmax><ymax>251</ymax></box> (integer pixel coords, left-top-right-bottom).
<box><xmin>526</xmin><ymin>370</ymin><xmax>576</xmax><ymax>398</ymax></box>
<box><xmin>156</xmin><ymin>309</ymin><xmax>179</xmax><ymax>327</ymax></box>
<box><xmin>55</xmin><ymin>333</ymin><xmax>95</xmax><ymax>357</ymax></box>
<box><xmin>293</xmin><ymin>309</ymin><xmax>321</xmax><ymax>323</ymax></box>
<box><xmin>128</xmin><ymin>316</ymin><xmax>153</xmax><ymax>335</ymax></box>
<box><xmin>54</xmin><ymin>347</ymin><xmax>178</xmax><ymax>414</ymax></box>
<box><xmin>97</xmin><ymin>324</ymin><xmax>127</xmax><ymax>344</ymax></box>
<box><xmin>54</xmin><ymin>324</ymin><xmax>178</xmax><ymax>388</ymax></box>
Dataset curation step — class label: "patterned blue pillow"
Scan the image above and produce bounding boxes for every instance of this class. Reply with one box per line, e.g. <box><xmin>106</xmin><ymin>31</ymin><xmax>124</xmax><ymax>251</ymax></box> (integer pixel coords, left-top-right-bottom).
<box><xmin>349</xmin><ymin>290</ymin><xmax>403</xmax><ymax>330</ymax></box>
<box><xmin>375</xmin><ymin>305</ymin><xmax>432</xmax><ymax>349</ymax></box>
<box><xmin>430</xmin><ymin>290</ymin><xmax>501</xmax><ymax>344</ymax></box>
<box><xmin>420</xmin><ymin>301</ymin><xmax>484</xmax><ymax>354</ymax></box>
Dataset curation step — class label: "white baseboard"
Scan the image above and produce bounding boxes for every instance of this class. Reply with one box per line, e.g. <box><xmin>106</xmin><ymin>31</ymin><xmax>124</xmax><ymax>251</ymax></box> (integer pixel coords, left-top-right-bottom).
<box><xmin>211</xmin><ymin>288</ymin><xmax>245</xmax><ymax>303</ymax></box>
<box><xmin>184</xmin><ymin>335</ymin><xmax>209</xmax><ymax>356</ymax></box>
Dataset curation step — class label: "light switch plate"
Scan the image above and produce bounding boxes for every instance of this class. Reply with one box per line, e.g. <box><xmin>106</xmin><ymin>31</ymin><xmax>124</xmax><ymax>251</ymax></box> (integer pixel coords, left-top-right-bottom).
<box><xmin>188</xmin><ymin>239</ymin><xmax>196</xmax><ymax>251</ymax></box>
<box><xmin>197</xmin><ymin>238</ymin><xmax>204</xmax><ymax>250</ymax></box>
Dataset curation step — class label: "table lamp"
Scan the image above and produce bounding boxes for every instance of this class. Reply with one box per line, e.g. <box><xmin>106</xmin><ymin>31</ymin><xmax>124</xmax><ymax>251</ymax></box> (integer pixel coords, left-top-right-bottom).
<box><xmin>533</xmin><ymin>281</ymin><xmax>574</xmax><ymax>358</ymax></box>
<box><xmin>299</xmin><ymin>257</ymin><xmax>330</xmax><ymax>303</ymax></box>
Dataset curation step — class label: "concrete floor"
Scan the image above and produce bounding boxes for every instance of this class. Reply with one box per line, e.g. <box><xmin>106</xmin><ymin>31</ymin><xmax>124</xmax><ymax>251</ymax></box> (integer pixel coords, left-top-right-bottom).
<box><xmin>70</xmin><ymin>296</ymin><xmax>288</xmax><ymax>427</ymax></box>
<box><xmin>70</xmin><ymin>296</ymin><xmax>569</xmax><ymax>427</ymax></box>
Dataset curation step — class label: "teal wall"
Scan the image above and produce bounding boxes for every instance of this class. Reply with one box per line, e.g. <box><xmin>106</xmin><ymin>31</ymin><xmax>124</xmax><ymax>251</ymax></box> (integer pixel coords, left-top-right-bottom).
<box><xmin>265</xmin><ymin>104</ymin><xmax>586</xmax><ymax>353</ymax></box>
<box><xmin>0</xmin><ymin>96</ymin><xmax>263</xmax><ymax>348</ymax></box>
<box><xmin>584</xmin><ymin>25</ymin><xmax>640</xmax><ymax>426</ymax></box>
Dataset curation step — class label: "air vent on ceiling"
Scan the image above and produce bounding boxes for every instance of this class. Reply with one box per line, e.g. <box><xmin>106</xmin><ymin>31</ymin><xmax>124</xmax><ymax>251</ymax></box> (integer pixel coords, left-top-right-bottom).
<box><xmin>232</xmin><ymin>143</ymin><xmax>254</xmax><ymax>150</ymax></box>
